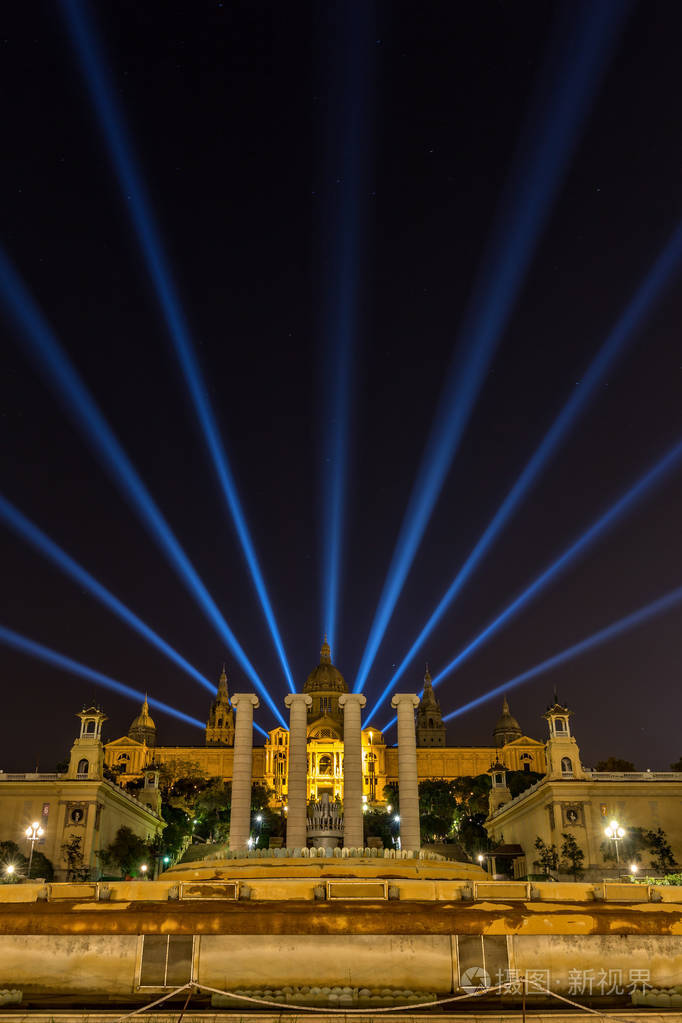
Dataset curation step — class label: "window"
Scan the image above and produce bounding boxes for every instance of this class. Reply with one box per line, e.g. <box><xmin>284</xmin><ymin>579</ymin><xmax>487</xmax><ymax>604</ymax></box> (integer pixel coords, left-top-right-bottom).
<box><xmin>77</xmin><ymin>758</ymin><xmax>89</xmax><ymax>775</ymax></box>
<box><xmin>217</xmin><ymin>718</ymin><xmax>223</xmax><ymax>728</ymax></box>
<box><xmin>495</xmin><ymin>774</ymin><xmax>503</xmax><ymax>785</ymax></box>
<box><xmin>117</xmin><ymin>753</ymin><xmax>130</xmax><ymax>762</ymax></box>
<box><xmin>139</xmin><ymin>935</ymin><xmax>194</xmax><ymax>988</ymax></box>
<box><xmin>457</xmin><ymin>935</ymin><xmax>509</xmax><ymax>989</ymax></box>
<box><xmin>85</xmin><ymin>720</ymin><xmax>96</xmax><ymax>734</ymax></box>
<box><xmin>555</xmin><ymin>719</ymin><xmax>565</xmax><ymax>732</ymax></box>
<box><xmin>561</xmin><ymin>757</ymin><xmax>573</xmax><ymax>774</ymax></box>
<box><xmin>318</xmin><ymin>754</ymin><xmax>333</xmax><ymax>775</ymax></box>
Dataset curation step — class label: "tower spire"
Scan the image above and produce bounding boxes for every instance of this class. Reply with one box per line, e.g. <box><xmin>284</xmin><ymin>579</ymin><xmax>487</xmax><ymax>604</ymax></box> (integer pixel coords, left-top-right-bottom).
<box><xmin>320</xmin><ymin>634</ymin><xmax>331</xmax><ymax>664</ymax></box>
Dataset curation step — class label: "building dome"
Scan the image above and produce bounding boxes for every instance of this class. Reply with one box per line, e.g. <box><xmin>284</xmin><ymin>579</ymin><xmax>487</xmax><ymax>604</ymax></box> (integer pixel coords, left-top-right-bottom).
<box><xmin>303</xmin><ymin>637</ymin><xmax>348</xmax><ymax>695</ymax></box>
<box><xmin>128</xmin><ymin>696</ymin><xmax>156</xmax><ymax>747</ymax></box>
<box><xmin>493</xmin><ymin>696</ymin><xmax>522</xmax><ymax>748</ymax></box>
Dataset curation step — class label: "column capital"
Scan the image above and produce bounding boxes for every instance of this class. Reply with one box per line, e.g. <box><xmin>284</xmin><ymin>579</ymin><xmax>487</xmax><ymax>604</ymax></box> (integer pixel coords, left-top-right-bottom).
<box><xmin>338</xmin><ymin>693</ymin><xmax>366</xmax><ymax>709</ymax></box>
<box><xmin>284</xmin><ymin>693</ymin><xmax>312</xmax><ymax>709</ymax></box>
<box><xmin>232</xmin><ymin>693</ymin><xmax>260</xmax><ymax>709</ymax></box>
<box><xmin>391</xmin><ymin>693</ymin><xmax>420</xmax><ymax>710</ymax></box>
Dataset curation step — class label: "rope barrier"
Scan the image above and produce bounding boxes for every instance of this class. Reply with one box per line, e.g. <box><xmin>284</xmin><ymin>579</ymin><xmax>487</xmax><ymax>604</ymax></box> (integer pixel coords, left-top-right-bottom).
<box><xmin>110</xmin><ymin>974</ymin><xmax>649</xmax><ymax>1020</ymax></box>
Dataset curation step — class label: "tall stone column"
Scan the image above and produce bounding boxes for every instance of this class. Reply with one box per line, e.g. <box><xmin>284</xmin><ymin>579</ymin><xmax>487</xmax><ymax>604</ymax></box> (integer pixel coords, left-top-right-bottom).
<box><xmin>284</xmin><ymin>693</ymin><xmax>312</xmax><ymax>849</ymax></box>
<box><xmin>391</xmin><ymin>694</ymin><xmax>421</xmax><ymax>852</ymax></box>
<box><xmin>338</xmin><ymin>693</ymin><xmax>366</xmax><ymax>848</ymax></box>
<box><xmin>228</xmin><ymin>694</ymin><xmax>259</xmax><ymax>851</ymax></box>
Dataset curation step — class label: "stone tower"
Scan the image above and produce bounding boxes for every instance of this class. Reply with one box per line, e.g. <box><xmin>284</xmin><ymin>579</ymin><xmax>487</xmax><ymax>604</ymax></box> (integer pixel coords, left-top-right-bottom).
<box><xmin>488</xmin><ymin>759</ymin><xmax>512</xmax><ymax>813</ymax></box>
<box><xmin>416</xmin><ymin>666</ymin><xmax>446</xmax><ymax>747</ymax></box>
<box><xmin>67</xmin><ymin>705</ymin><xmax>107</xmax><ymax>780</ymax></box>
<box><xmin>543</xmin><ymin>696</ymin><xmax>585</xmax><ymax>780</ymax></box>
<box><xmin>128</xmin><ymin>696</ymin><xmax>156</xmax><ymax>747</ymax></box>
<box><xmin>205</xmin><ymin>666</ymin><xmax>235</xmax><ymax>746</ymax></box>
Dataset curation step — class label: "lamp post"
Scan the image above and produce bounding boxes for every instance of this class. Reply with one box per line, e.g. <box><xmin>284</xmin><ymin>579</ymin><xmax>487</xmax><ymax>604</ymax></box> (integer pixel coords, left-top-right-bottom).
<box><xmin>605</xmin><ymin>819</ymin><xmax>626</xmax><ymax>864</ymax></box>
<box><xmin>140</xmin><ymin>863</ymin><xmax>148</xmax><ymax>879</ymax></box>
<box><xmin>5</xmin><ymin>865</ymin><xmax>15</xmax><ymax>879</ymax></box>
<box><xmin>25</xmin><ymin>822</ymin><xmax>44</xmax><ymax>878</ymax></box>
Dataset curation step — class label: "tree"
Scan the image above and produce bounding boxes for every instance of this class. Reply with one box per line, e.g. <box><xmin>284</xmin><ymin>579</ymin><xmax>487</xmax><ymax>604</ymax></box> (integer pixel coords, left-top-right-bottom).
<box><xmin>364</xmin><ymin>809</ymin><xmax>395</xmax><ymax>848</ymax></box>
<box><xmin>507</xmin><ymin>770</ymin><xmax>544</xmax><ymax>798</ymax></box>
<box><xmin>595</xmin><ymin>757</ymin><xmax>636</xmax><ymax>772</ymax></box>
<box><xmin>62</xmin><ymin>835</ymin><xmax>88</xmax><ymax>881</ymax></box>
<box><xmin>670</xmin><ymin>757</ymin><xmax>682</xmax><ymax>772</ymax></box>
<box><xmin>418</xmin><ymin>779</ymin><xmax>458</xmax><ymax>841</ymax></box>
<box><xmin>98</xmin><ymin>826</ymin><xmax>150</xmax><ymax>877</ymax></box>
<box><xmin>645</xmin><ymin>828</ymin><xmax>677</xmax><ymax>873</ymax></box>
<box><xmin>533</xmin><ymin>837</ymin><xmax>559</xmax><ymax>878</ymax></box>
<box><xmin>560</xmin><ymin>832</ymin><xmax>585</xmax><ymax>880</ymax></box>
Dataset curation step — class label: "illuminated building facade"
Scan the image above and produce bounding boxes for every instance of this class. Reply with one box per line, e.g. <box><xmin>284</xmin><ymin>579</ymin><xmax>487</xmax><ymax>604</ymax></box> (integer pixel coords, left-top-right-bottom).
<box><xmin>104</xmin><ymin>640</ymin><xmax>546</xmax><ymax>801</ymax></box>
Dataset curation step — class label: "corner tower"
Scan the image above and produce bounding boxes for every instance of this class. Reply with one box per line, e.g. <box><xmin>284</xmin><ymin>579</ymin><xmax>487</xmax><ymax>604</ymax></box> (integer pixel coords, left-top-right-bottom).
<box><xmin>206</xmin><ymin>666</ymin><xmax>235</xmax><ymax>746</ymax></box>
<box><xmin>416</xmin><ymin>666</ymin><xmax>446</xmax><ymax>746</ymax></box>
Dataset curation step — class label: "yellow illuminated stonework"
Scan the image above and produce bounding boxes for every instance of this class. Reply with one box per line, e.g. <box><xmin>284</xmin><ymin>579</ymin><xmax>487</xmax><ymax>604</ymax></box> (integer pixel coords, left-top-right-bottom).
<box><xmin>104</xmin><ymin>641</ymin><xmax>546</xmax><ymax>802</ymax></box>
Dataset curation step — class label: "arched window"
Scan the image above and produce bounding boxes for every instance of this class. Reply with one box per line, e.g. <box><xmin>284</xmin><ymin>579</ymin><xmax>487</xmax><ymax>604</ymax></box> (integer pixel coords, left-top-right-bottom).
<box><xmin>77</xmin><ymin>758</ymin><xmax>89</xmax><ymax>775</ymax></box>
<box><xmin>217</xmin><ymin>718</ymin><xmax>223</xmax><ymax>729</ymax></box>
<box><xmin>561</xmin><ymin>756</ymin><xmax>573</xmax><ymax>774</ymax></box>
<box><xmin>555</xmin><ymin>719</ymin><xmax>565</xmax><ymax>732</ymax></box>
<box><xmin>117</xmin><ymin>753</ymin><xmax>130</xmax><ymax>762</ymax></box>
<box><xmin>428</xmin><ymin>718</ymin><xmax>434</xmax><ymax>728</ymax></box>
<box><xmin>318</xmin><ymin>754</ymin><xmax>333</xmax><ymax>775</ymax></box>
<box><xmin>85</xmin><ymin>720</ymin><xmax>96</xmax><ymax>734</ymax></box>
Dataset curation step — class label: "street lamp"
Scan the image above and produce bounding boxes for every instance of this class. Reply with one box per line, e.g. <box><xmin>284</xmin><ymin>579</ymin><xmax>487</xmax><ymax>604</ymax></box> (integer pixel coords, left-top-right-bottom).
<box><xmin>25</xmin><ymin>822</ymin><xmax>44</xmax><ymax>878</ymax></box>
<box><xmin>605</xmin><ymin>819</ymin><xmax>626</xmax><ymax>864</ymax></box>
<box><xmin>630</xmin><ymin>862</ymin><xmax>639</xmax><ymax>875</ymax></box>
<box><xmin>477</xmin><ymin>853</ymin><xmax>485</xmax><ymax>868</ymax></box>
<box><xmin>5</xmin><ymin>864</ymin><xmax>15</xmax><ymax>878</ymax></box>
<box><xmin>140</xmin><ymin>863</ymin><xmax>148</xmax><ymax>878</ymax></box>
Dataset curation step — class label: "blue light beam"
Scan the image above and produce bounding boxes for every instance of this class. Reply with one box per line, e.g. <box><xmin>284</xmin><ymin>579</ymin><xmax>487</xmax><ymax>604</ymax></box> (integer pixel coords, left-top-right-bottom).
<box><xmin>0</xmin><ymin>493</ymin><xmax>215</xmax><ymax>694</ymax></box>
<box><xmin>442</xmin><ymin>583</ymin><xmax>682</xmax><ymax>723</ymax></box>
<box><xmin>0</xmin><ymin>624</ymin><xmax>205</xmax><ymax>729</ymax></box>
<box><xmin>62</xmin><ymin>0</ymin><xmax>295</xmax><ymax>693</ymax></box>
<box><xmin>0</xmin><ymin>249</ymin><xmax>287</xmax><ymax>729</ymax></box>
<box><xmin>366</xmin><ymin>218</ymin><xmax>682</xmax><ymax>724</ymax></box>
<box><xmin>377</xmin><ymin>435</ymin><xmax>682</xmax><ymax>732</ymax></box>
<box><xmin>353</xmin><ymin>0</ymin><xmax>632</xmax><ymax>694</ymax></box>
<box><xmin>319</xmin><ymin>4</ymin><xmax>374</xmax><ymax>652</ymax></box>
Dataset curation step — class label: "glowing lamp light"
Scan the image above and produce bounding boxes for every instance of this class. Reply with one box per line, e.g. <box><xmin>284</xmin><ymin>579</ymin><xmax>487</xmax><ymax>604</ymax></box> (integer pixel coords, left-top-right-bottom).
<box><xmin>5</xmin><ymin>864</ymin><xmax>15</xmax><ymax>876</ymax></box>
<box><xmin>140</xmin><ymin>864</ymin><xmax>148</xmax><ymax>875</ymax></box>
<box><xmin>477</xmin><ymin>854</ymin><xmax>485</xmax><ymax>864</ymax></box>
<box><xmin>162</xmin><ymin>856</ymin><xmax>170</xmax><ymax>865</ymax></box>
<box><xmin>630</xmin><ymin>863</ymin><xmax>639</xmax><ymax>874</ymax></box>
<box><xmin>255</xmin><ymin>815</ymin><xmax>263</xmax><ymax>823</ymax></box>
<box><xmin>386</xmin><ymin>804</ymin><xmax>392</xmax><ymax>813</ymax></box>
<box><xmin>605</xmin><ymin>820</ymin><xmax>626</xmax><ymax>841</ymax></box>
<box><xmin>393</xmin><ymin>815</ymin><xmax>400</xmax><ymax>823</ymax></box>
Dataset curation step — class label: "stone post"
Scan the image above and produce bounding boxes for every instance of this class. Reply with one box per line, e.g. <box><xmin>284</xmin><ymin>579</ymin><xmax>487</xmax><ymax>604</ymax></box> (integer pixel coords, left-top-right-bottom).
<box><xmin>338</xmin><ymin>693</ymin><xmax>366</xmax><ymax>848</ymax></box>
<box><xmin>390</xmin><ymin>694</ymin><xmax>421</xmax><ymax>852</ymax></box>
<box><xmin>228</xmin><ymin>694</ymin><xmax>259</xmax><ymax>851</ymax></box>
<box><xmin>284</xmin><ymin>693</ymin><xmax>312</xmax><ymax>849</ymax></box>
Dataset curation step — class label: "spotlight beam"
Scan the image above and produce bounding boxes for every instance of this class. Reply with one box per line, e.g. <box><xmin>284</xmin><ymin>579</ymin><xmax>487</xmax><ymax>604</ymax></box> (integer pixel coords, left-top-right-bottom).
<box><xmin>0</xmin><ymin>249</ymin><xmax>287</xmax><ymax>729</ymax></box>
<box><xmin>353</xmin><ymin>0</ymin><xmax>631</xmax><ymax>694</ymax></box>
<box><xmin>0</xmin><ymin>493</ymin><xmax>216</xmax><ymax>694</ymax></box>
<box><xmin>320</xmin><ymin>4</ymin><xmax>374</xmax><ymax>652</ymax></box>
<box><xmin>0</xmin><ymin>624</ymin><xmax>204</xmax><ymax>729</ymax></box>
<box><xmin>376</xmin><ymin>435</ymin><xmax>682</xmax><ymax>731</ymax></box>
<box><xmin>442</xmin><ymin>583</ymin><xmax>682</xmax><ymax>723</ymax></box>
<box><xmin>0</xmin><ymin>624</ymin><xmax>271</xmax><ymax>738</ymax></box>
<box><xmin>366</xmin><ymin>214</ymin><xmax>682</xmax><ymax>722</ymax></box>
<box><xmin>62</xmin><ymin>0</ymin><xmax>295</xmax><ymax>693</ymax></box>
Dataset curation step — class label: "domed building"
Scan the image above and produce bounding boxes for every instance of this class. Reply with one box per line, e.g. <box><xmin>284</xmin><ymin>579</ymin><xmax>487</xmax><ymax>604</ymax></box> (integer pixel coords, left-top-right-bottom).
<box><xmin>302</xmin><ymin>636</ymin><xmax>347</xmax><ymax>736</ymax></box>
<box><xmin>105</xmin><ymin>642</ymin><xmax>546</xmax><ymax>806</ymax></box>
<box><xmin>127</xmin><ymin>696</ymin><xmax>156</xmax><ymax>747</ymax></box>
<box><xmin>493</xmin><ymin>696</ymin><xmax>523</xmax><ymax>748</ymax></box>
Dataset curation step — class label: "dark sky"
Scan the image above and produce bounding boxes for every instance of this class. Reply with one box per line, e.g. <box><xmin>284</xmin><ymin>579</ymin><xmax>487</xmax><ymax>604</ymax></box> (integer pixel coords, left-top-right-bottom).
<box><xmin>2</xmin><ymin>1</ymin><xmax>681</xmax><ymax>772</ymax></box>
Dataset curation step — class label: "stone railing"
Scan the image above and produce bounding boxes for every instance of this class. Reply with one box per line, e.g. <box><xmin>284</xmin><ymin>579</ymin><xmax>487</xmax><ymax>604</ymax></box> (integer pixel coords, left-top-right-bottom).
<box><xmin>584</xmin><ymin>770</ymin><xmax>682</xmax><ymax>781</ymax></box>
<box><xmin>0</xmin><ymin>772</ymin><xmax>61</xmax><ymax>781</ymax></box>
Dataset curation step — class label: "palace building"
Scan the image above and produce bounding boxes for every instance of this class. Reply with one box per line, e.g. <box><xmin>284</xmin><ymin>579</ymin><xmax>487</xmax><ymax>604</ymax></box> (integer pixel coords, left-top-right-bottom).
<box><xmin>104</xmin><ymin>639</ymin><xmax>546</xmax><ymax>803</ymax></box>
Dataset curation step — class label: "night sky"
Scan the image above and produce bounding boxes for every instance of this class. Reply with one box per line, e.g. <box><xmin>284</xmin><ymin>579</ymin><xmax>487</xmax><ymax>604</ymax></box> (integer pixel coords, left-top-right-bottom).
<box><xmin>2</xmin><ymin>1</ymin><xmax>682</xmax><ymax>772</ymax></box>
